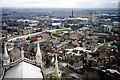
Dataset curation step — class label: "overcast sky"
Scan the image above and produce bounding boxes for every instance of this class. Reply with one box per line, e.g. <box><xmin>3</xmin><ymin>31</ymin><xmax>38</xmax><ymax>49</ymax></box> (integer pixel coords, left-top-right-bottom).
<box><xmin>1</xmin><ymin>0</ymin><xmax>119</xmax><ymax>8</ymax></box>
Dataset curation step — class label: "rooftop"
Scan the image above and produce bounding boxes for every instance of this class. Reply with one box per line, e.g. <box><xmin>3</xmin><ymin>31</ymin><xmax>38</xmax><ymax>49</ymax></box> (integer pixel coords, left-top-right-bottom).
<box><xmin>4</xmin><ymin>61</ymin><xmax>43</xmax><ymax>78</ymax></box>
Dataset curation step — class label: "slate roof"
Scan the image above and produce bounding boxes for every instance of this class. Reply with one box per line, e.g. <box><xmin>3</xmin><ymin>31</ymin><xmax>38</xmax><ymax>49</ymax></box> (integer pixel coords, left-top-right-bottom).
<box><xmin>4</xmin><ymin>61</ymin><xmax>43</xmax><ymax>78</ymax></box>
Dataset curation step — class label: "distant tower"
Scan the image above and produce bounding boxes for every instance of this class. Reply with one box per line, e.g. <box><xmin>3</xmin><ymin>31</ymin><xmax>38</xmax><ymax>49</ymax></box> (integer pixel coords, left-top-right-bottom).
<box><xmin>90</xmin><ymin>11</ymin><xmax>95</xmax><ymax>24</ymax></box>
<box><xmin>36</xmin><ymin>42</ymin><xmax>42</xmax><ymax>67</ymax></box>
<box><xmin>3</xmin><ymin>42</ymin><xmax>10</xmax><ymax>66</ymax></box>
<box><xmin>72</xmin><ymin>10</ymin><xmax>74</xmax><ymax>18</ymax></box>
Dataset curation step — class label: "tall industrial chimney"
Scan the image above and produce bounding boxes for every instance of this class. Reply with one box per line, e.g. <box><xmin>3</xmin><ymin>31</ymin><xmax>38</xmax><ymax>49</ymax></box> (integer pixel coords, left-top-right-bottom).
<box><xmin>72</xmin><ymin>10</ymin><xmax>73</xmax><ymax>18</ymax></box>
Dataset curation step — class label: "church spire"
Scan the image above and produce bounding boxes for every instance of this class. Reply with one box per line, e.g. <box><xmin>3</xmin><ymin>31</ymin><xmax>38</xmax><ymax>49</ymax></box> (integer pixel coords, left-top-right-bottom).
<box><xmin>21</xmin><ymin>47</ymin><xmax>24</xmax><ymax>60</ymax></box>
<box><xmin>55</xmin><ymin>53</ymin><xmax>60</xmax><ymax>78</ymax></box>
<box><xmin>36</xmin><ymin>42</ymin><xmax>42</xmax><ymax>67</ymax></box>
<box><xmin>3</xmin><ymin>42</ymin><xmax>10</xmax><ymax>66</ymax></box>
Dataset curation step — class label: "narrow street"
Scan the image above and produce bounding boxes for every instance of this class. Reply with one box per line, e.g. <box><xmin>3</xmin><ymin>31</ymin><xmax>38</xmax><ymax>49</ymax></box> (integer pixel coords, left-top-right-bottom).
<box><xmin>59</xmin><ymin>62</ymin><xmax>85</xmax><ymax>79</ymax></box>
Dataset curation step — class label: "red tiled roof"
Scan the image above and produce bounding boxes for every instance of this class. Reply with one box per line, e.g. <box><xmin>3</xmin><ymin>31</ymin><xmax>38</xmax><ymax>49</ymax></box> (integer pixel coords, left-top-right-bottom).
<box><xmin>113</xmin><ymin>28</ymin><xmax>120</xmax><ymax>31</ymax></box>
<box><xmin>7</xmin><ymin>46</ymin><xmax>13</xmax><ymax>49</ymax></box>
<box><xmin>37</xmin><ymin>37</ymin><xmax>43</xmax><ymax>40</ymax></box>
<box><xmin>99</xmin><ymin>52</ymin><xmax>108</xmax><ymax>57</ymax></box>
<box><xmin>89</xmin><ymin>28</ymin><xmax>94</xmax><ymax>30</ymax></box>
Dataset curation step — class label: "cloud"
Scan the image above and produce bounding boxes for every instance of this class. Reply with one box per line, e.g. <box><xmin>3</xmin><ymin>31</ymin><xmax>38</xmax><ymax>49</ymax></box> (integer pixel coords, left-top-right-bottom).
<box><xmin>1</xmin><ymin>0</ymin><xmax>119</xmax><ymax>8</ymax></box>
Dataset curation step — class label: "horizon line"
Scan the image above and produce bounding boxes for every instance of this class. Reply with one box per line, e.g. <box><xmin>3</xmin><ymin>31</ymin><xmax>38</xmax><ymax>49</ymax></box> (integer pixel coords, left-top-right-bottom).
<box><xmin>2</xmin><ymin>7</ymin><xmax>118</xmax><ymax>9</ymax></box>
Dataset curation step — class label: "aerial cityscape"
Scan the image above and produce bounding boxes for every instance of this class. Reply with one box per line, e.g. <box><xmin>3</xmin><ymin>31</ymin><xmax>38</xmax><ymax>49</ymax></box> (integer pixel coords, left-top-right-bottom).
<box><xmin>0</xmin><ymin>0</ymin><xmax>120</xmax><ymax>80</ymax></box>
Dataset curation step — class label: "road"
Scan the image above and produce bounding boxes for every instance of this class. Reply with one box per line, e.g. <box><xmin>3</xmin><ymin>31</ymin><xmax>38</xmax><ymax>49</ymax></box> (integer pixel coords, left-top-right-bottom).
<box><xmin>8</xmin><ymin>28</ymin><xmax>71</xmax><ymax>42</ymax></box>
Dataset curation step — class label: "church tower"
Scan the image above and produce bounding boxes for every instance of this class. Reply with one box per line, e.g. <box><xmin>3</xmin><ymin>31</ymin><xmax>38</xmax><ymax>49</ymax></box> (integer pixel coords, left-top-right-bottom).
<box><xmin>90</xmin><ymin>11</ymin><xmax>95</xmax><ymax>24</ymax></box>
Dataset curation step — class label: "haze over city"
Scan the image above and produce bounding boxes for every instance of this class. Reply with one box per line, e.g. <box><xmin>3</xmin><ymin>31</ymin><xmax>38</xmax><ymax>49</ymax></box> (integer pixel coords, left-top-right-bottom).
<box><xmin>1</xmin><ymin>0</ymin><xmax>119</xmax><ymax>8</ymax></box>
